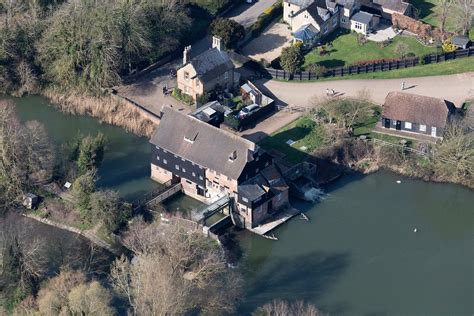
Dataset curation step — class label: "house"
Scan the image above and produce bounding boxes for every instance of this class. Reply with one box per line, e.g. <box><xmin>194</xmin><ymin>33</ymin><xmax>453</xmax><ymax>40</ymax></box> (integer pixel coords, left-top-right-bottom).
<box><xmin>452</xmin><ymin>36</ymin><xmax>471</xmax><ymax>50</ymax></box>
<box><xmin>150</xmin><ymin>106</ymin><xmax>289</xmax><ymax>229</ymax></box>
<box><xmin>379</xmin><ymin>92</ymin><xmax>456</xmax><ymax>140</ymax></box>
<box><xmin>283</xmin><ymin>0</ymin><xmax>341</xmax><ymax>44</ymax></box>
<box><xmin>176</xmin><ymin>36</ymin><xmax>235</xmax><ymax>101</ymax></box>
<box><xmin>283</xmin><ymin>0</ymin><xmax>410</xmax><ymax>43</ymax></box>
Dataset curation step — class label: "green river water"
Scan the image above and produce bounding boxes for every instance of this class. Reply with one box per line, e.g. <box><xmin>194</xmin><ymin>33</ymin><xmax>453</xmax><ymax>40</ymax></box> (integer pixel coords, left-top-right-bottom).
<box><xmin>8</xmin><ymin>96</ymin><xmax>474</xmax><ymax>315</ymax></box>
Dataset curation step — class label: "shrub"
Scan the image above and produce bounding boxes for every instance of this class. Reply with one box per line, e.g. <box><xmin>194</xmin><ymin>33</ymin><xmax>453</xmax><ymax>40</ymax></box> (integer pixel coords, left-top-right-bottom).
<box><xmin>224</xmin><ymin>114</ymin><xmax>240</xmax><ymax>130</ymax></box>
<box><xmin>442</xmin><ymin>40</ymin><xmax>457</xmax><ymax>52</ymax></box>
<box><xmin>307</xmin><ymin>64</ymin><xmax>327</xmax><ymax>76</ymax></box>
<box><xmin>250</xmin><ymin>1</ymin><xmax>283</xmax><ymax>37</ymax></box>
<box><xmin>172</xmin><ymin>88</ymin><xmax>194</xmax><ymax>105</ymax></box>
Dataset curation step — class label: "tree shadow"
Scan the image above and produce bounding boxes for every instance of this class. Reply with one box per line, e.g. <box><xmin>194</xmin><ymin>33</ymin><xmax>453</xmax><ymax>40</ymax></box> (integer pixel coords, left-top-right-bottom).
<box><xmin>410</xmin><ymin>0</ymin><xmax>436</xmax><ymax>19</ymax></box>
<box><xmin>238</xmin><ymin>251</ymin><xmax>351</xmax><ymax>314</ymax></box>
<box><xmin>317</xmin><ymin>59</ymin><xmax>346</xmax><ymax>68</ymax></box>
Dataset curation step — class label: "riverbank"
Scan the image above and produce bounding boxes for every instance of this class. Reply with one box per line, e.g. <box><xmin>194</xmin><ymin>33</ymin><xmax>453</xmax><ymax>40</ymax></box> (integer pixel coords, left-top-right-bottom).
<box><xmin>42</xmin><ymin>88</ymin><xmax>156</xmax><ymax>137</ymax></box>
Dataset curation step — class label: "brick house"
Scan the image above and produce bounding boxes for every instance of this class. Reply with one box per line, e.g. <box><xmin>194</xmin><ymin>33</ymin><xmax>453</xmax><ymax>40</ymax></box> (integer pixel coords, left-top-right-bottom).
<box><xmin>176</xmin><ymin>36</ymin><xmax>235</xmax><ymax>101</ymax></box>
<box><xmin>150</xmin><ymin>107</ymin><xmax>289</xmax><ymax>229</ymax></box>
<box><xmin>378</xmin><ymin>92</ymin><xmax>456</xmax><ymax>140</ymax></box>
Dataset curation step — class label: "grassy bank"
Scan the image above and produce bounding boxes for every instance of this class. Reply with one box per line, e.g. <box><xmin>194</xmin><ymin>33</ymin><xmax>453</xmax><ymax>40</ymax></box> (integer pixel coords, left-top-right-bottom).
<box><xmin>43</xmin><ymin>89</ymin><xmax>156</xmax><ymax>137</ymax></box>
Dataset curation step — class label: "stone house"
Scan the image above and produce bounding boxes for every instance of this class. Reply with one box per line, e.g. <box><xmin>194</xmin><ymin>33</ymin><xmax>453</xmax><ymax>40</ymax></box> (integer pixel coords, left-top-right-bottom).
<box><xmin>283</xmin><ymin>0</ymin><xmax>411</xmax><ymax>43</ymax></box>
<box><xmin>378</xmin><ymin>92</ymin><xmax>456</xmax><ymax>140</ymax></box>
<box><xmin>176</xmin><ymin>36</ymin><xmax>235</xmax><ymax>101</ymax></box>
<box><xmin>150</xmin><ymin>106</ymin><xmax>289</xmax><ymax>229</ymax></box>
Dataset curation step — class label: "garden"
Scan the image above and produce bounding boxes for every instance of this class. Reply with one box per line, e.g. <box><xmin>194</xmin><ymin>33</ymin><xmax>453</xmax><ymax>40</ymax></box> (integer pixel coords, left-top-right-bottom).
<box><xmin>303</xmin><ymin>30</ymin><xmax>438</xmax><ymax>69</ymax></box>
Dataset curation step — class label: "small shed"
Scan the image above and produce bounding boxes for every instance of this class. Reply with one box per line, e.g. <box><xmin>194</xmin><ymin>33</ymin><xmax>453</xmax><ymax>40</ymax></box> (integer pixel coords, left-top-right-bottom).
<box><xmin>452</xmin><ymin>36</ymin><xmax>471</xmax><ymax>49</ymax></box>
<box><xmin>22</xmin><ymin>193</ymin><xmax>39</xmax><ymax>209</ymax></box>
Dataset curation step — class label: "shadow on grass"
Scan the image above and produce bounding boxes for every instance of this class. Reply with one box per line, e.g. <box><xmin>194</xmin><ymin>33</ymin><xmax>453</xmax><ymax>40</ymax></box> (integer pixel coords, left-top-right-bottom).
<box><xmin>316</xmin><ymin>58</ymin><xmax>346</xmax><ymax>68</ymax></box>
<box><xmin>410</xmin><ymin>0</ymin><xmax>437</xmax><ymax>19</ymax></box>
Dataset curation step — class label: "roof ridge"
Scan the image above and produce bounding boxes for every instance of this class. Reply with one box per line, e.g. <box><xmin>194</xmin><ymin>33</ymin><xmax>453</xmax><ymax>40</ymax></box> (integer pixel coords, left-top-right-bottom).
<box><xmin>162</xmin><ymin>106</ymin><xmax>256</xmax><ymax>148</ymax></box>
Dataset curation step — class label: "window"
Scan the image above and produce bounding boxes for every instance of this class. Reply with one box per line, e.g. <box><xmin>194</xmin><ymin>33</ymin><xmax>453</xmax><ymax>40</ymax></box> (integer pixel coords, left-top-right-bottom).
<box><xmin>404</xmin><ymin>122</ymin><xmax>412</xmax><ymax>129</ymax></box>
<box><xmin>419</xmin><ymin>124</ymin><xmax>426</xmax><ymax>132</ymax></box>
<box><xmin>182</xmin><ymin>168</ymin><xmax>186</xmax><ymax>173</ymax></box>
<box><xmin>323</xmin><ymin>25</ymin><xmax>329</xmax><ymax>33</ymax></box>
<box><xmin>333</xmin><ymin>17</ymin><xmax>337</xmax><ymax>26</ymax></box>
<box><xmin>184</xmin><ymin>72</ymin><xmax>189</xmax><ymax>80</ymax></box>
<box><xmin>163</xmin><ymin>149</ymin><xmax>167</xmax><ymax>153</ymax></box>
<box><xmin>392</xmin><ymin>119</ymin><xmax>397</xmax><ymax>125</ymax></box>
<box><xmin>242</xmin><ymin>197</ymin><xmax>249</xmax><ymax>203</ymax></box>
<box><xmin>341</xmin><ymin>17</ymin><xmax>347</xmax><ymax>23</ymax></box>
<box><xmin>175</xmin><ymin>164</ymin><xmax>180</xmax><ymax>170</ymax></box>
<box><xmin>199</xmin><ymin>175</ymin><xmax>203</xmax><ymax>180</ymax></box>
<box><xmin>192</xmin><ymin>172</ymin><xmax>196</xmax><ymax>177</ymax></box>
<box><xmin>354</xmin><ymin>22</ymin><xmax>362</xmax><ymax>30</ymax></box>
<box><xmin>156</xmin><ymin>156</ymin><xmax>160</xmax><ymax>161</ymax></box>
<box><xmin>181</xmin><ymin>157</ymin><xmax>185</xmax><ymax>162</ymax></box>
<box><xmin>224</xmin><ymin>71</ymin><xmax>228</xmax><ymax>79</ymax></box>
<box><xmin>265</xmin><ymin>161</ymin><xmax>270</xmax><ymax>167</ymax></box>
<box><xmin>196</xmin><ymin>80</ymin><xmax>200</xmax><ymax>87</ymax></box>
<box><xmin>163</xmin><ymin>159</ymin><xmax>167</xmax><ymax>164</ymax></box>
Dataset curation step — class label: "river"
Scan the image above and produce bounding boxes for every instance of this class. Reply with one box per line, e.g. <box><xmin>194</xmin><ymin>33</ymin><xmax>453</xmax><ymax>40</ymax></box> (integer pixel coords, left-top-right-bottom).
<box><xmin>5</xmin><ymin>96</ymin><xmax>474</xmax><ymax>315</ymax></box>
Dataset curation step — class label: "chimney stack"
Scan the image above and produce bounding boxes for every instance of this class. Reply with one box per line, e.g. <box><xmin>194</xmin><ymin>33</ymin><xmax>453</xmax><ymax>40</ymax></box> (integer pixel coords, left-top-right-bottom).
<box><xmin>183</xmin><ymin>45</ymin><xmax>191</xmax><ymax>65</ymax></box>
<box><xmin>212</xmin><ymin>36</ymin><xmax>222</xmax><ymax>51</ymax></box>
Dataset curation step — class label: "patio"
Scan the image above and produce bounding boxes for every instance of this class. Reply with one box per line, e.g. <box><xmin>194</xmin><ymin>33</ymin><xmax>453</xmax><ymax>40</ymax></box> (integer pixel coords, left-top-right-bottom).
<box><xmin>366</xmin><ymin>24</ymin><xmax>398</xmax><ymax>42</ymax></box>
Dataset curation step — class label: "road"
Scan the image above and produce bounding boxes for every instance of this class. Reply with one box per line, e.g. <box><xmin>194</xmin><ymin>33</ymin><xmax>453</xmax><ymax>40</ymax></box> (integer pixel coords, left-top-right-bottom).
<box><xmin>224</xmin><ymin>0</ymin><xmax>278</xmax><ymax>28</ymax></box>
<box><xmin>240</xmin><ymin>72</ymin><xmax>474</xmax><ymax>141</ymax></box>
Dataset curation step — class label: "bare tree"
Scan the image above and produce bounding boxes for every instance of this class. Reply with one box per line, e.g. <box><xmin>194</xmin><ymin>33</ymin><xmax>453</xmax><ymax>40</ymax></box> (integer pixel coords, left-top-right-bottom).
<box><xmin>256</xmin><ymin>300</ymin><xmax>324</xmax><ymax>316</ymax></box>
<box><xmin>111</xmin><ymin>220</ymin><xmax>243</xmax><ymax>315</ymax></box>
<box><xmin>394</xmin><ymin>42</ymin><xmax>410</xmax><ymax>58</ymax></box>
<box><xmin>437</xmin><ymin>0</ymin><xmax>454</xmax><ymax>37</ymax></box>
<box><xmin>453</xmin><ymin>0</ymin><xmax>473</xmax><ymax>36</ymax></box>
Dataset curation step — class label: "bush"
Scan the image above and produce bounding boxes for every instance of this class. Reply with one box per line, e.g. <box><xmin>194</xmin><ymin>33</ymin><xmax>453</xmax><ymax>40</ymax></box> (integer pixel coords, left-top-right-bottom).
<box><xmin>307</xmin><ymin>64</ymin><xmax>327</xmax><ymax>76</ymax></box>
<box><xmin>250</xmin><ymin>1</ymin><xmax>283</xmax><ymax>37</ymax></box>
<box><xmin>224</xmin><ymin>115</ymin><xmax>240</xmax><ymax>130</ymax></box>
<box><xmin>442</xmin><ymin>40</ymin><xmax>457</xmax><ymax>53</ymax></box>
<box><xmin>172</xmin><ymin>88</ymin><xmax>194</xmax><ymax>105</ymax></box>
<box><xmin>72</xmin><ymin>170</ymin><xmax>96</xmax><ymax>211</ymax></box>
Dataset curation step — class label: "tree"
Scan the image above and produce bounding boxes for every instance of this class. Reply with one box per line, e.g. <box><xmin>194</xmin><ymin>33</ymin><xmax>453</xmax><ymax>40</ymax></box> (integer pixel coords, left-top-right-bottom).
<box><xmin>394</xmin><ymin>42</ymin><xmax>410</xmax><ymax>58</ymax></box>
<box><xmin>280</xmin><ymin>45</ymin><xmax>303</xmax><ymax>74</ymax></box>
<box><xmin>255</xmin><ymin>300</ymin><xmax>324</xmax><ymax>316</ymax></box>
<box><xmin>0</xmin><ymin>101</ymin><xmax>54</xmax><ymax>211</ymax></box>
<box><xmin>33</xmin><ymin>269</ymin><xmax>115</xmax><ymax>315</ymax></box>
<box><xmin>72</xmin><ymin>169</ymin><xmax>96</xmax><ymax>211</ymax></box>
<box><xmin>77</xmin><ymin>133</ymin><xmax>106</xmax><ymax>175</ymax></box>
<box><xmin>210</xmin><ymin>18</ymin><xmax>245</xmax><ymax>48</ymax></box>
<box><xmin>90</xmin><ymin>190</ymin><xmax>131</xmax><ymax>232</ymax></box>
<box><xmin>453</xmin><ymin>0</ymin><xmax>473</xmax><ymax>36</ymax></box>
<box><xmin>111</xmin><ymin>220</ymin><xmax>243</xmax><ymax>315</ymax></box>
<box><xmin>437</xmin><ymin>0</ymin><xmax>453</xmax><ymax>37</ymax></box>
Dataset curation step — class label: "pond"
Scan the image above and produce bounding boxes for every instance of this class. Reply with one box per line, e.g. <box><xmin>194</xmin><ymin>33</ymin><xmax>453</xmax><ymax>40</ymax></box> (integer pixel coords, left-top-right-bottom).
<box><xmin>237</xmin><ymin>171</ymin><xmax>474</xmax><ymax>315</ymax></box>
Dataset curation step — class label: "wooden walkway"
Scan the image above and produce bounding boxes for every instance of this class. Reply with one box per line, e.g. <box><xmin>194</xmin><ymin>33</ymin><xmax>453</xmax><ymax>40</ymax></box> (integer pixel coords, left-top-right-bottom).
<box><xmin>249</xmin><ymin>207</ymin><xmax>301</xmax><ymax>236</ymax></box>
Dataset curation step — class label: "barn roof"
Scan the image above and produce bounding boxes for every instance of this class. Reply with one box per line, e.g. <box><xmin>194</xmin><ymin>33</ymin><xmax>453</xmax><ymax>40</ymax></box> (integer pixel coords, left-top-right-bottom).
<box><xmin>382</xmin><ymin>92</ymin><xmax>455</xmax><ymax>128</ymax></box>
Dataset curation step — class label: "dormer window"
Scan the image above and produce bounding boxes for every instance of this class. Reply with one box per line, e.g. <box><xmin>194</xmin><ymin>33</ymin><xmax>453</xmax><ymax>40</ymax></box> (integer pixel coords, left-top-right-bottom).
<box><xmin>184</xmin><ymin>131</ymin><xmax>198</xmax><ymax>144</ymax></box>
<box><xmin>184</xmin><ymin>72</ymin><xmax>189</xmax><ymax>81</ymax></box>
<box><xmin>229</xmin><ymin>150</ymin><xmax>237</xmax><ymax>162</ymax></box>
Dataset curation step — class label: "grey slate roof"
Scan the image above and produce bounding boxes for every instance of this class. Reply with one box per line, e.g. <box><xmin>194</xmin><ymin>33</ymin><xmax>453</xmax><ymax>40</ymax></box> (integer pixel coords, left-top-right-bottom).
<box><xmin>151</xmin><ymin>107</ymin><xmax>257</xmax><ymax>180</ymax></box>
<box><xmin>452</xmin><ymin>36</ymin><xmax>470</xmax><ymax>47</ymax></box>
<box><xmin>285</xmin><ymin>0</ymin><xmax>314</xmax><ymax>8</ymax></box>
<box><xmin>351</xmin><ymin>11</ymin><xmax>373</xmax><ymax>24</ymax></box>
<box><xmin>372</xmin><ymin>0</ymin><xmax>410</xmax><ymax>14</ymax></box>
<box><xmin>189</xmin><ymin>48</ymin><xmax>234</xmax><ymax>84</ymax></box>
<box><xmin>382</xmin><ymin>92</ymin><xmax>455</xmax><ymax>128</ymax></box>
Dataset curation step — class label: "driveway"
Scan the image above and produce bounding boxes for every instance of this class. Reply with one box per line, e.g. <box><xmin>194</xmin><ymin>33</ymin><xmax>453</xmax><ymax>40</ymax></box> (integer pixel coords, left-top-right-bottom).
<box><xmin>240</xmin><ymin>72</ymin><xmax>474</xmax><ymax>140</ymax></box>
<box><xmin>225</xmin><ymin>0</ymin><xmax>278</xmax><ymax>28</ymax></box>
<box><xmin>241</xmin><ymin>22</ymin><xmax>293</xmax><ymax>63</ymax></box>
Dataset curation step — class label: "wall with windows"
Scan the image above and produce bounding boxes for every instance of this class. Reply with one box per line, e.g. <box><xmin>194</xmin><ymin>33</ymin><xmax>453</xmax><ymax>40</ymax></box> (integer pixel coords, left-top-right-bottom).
<box><xmin>381</xmin><ymin>117</ymin><xmax>444</xmax><ymax>138</ymax></box>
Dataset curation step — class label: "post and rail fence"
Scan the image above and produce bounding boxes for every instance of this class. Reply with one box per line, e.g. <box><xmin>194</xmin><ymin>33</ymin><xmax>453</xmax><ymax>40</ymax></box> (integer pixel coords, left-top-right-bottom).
<box><xmin>259</xmin><ymin>47</ymin><xmax>474</xmax><ymax>81</ymax></box>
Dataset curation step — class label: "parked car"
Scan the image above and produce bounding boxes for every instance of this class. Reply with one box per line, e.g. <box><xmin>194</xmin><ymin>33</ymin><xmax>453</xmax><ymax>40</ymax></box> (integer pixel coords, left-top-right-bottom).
<box><xmin>238</xmin><ymin>104</ymin><xmax>260</xmax><ymax>119</ymax></box>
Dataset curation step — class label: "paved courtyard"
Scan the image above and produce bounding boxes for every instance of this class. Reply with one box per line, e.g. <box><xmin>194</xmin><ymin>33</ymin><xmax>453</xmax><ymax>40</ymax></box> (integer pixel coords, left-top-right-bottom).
<box><xmin>241</xmin><ymin>22</ymin><xmax>293</xmax><ymax>63</ymax></box>
<box><xmin>367</xmin><ymin>24</ymin><xmax>398</xmax><ymax>42</ymax></box>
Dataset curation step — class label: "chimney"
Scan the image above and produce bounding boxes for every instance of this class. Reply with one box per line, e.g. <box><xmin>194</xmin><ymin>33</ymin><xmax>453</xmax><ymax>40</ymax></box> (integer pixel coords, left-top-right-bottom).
<box><xmin>183</xmin><ymin>45</ymin><xmax>191</xmax><ymax>65</ymax></box>
<box><xmin>212</xmin><ymin>36</ymin><xmax>222</xmax><ymax>51</ymax></box>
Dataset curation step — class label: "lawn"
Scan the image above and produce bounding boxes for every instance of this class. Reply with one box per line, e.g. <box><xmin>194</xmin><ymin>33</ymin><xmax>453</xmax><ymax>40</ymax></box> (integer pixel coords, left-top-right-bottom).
<box><xmin>284</xmin><ymin>57</ymin><xmax>473</xmax><ymax>82</ymax></box>
<box><xmin>258</xmin><ymin>116</ymin><xmax>328</xmax><ymax>163</ymax></box>
<box><xmin>410</xmin><ymin>0</ymin><xmax>474</xmax><ymax>40</ymax></box>
<box><xmin>304</xmin><ymin>31</ymin><xmax>437</xmax><ymax>69</ymax></box>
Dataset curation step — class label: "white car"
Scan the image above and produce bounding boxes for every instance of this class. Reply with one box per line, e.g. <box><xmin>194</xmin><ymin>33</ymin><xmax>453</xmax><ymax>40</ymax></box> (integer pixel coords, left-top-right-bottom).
<box><xmin>238</xmin><ymin>104</ymin><xmax>260</xmax><ymax>118</ymax></box>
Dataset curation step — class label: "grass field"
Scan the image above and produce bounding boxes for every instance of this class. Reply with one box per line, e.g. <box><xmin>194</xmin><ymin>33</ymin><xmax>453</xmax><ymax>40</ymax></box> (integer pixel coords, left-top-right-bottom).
<box><xmin>304</xmin><ymin>31</ymin><xmax>437</xmax><ymax>69</ymax></box>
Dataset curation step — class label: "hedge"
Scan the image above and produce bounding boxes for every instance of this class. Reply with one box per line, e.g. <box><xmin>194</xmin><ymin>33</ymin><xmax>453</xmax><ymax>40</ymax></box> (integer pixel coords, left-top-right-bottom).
<box><xmin>250</xmin><ymin>0</ymin><xmax>283</xmax><ymax>37</ymax></box>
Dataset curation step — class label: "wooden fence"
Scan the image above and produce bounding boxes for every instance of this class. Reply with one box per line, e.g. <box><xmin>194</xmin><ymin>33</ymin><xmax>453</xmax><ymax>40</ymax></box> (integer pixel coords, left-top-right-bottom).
<box><xmin>262</xmin><ymin>47</ymin><xmax>474</xmax><ymax>81</ymax></box>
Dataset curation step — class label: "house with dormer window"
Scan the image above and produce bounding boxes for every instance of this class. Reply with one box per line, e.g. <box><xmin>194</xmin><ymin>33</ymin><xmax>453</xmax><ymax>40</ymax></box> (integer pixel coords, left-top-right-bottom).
<box><xmin>150</xmin><ymin>106</ymin><xmax>289</xmax><ymax>228</ymax></box>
